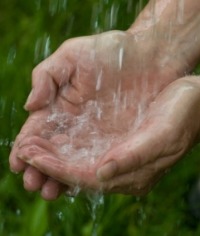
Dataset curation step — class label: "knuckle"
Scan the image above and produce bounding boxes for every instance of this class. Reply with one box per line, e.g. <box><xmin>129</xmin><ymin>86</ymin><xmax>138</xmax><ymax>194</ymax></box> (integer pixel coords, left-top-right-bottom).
<box><xmin>32</xmin><ymin>66</ymin><xmax>40</xmax><ymax>78</ymax></box>
<box><xmin>25</xmin><ymin>144</ymin><xmax>40</xmax><ymax>156</ymax></box>
<box><xmin>32</xmin><ymin>62</ymin><xmax>46</xmax><ymax>80</ymax></box>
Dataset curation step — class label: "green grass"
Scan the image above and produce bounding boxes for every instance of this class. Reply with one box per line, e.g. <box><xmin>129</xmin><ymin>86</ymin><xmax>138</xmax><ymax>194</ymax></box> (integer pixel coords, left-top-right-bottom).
<box><xmin>1</xmin><ymin>0</ymin><xmax>200</xmax><ymax>235</ymax></box>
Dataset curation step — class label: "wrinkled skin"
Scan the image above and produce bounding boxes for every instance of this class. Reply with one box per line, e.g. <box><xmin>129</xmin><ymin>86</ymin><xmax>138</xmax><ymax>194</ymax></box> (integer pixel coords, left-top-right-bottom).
<box><xmin>16</xmin><ymin>76</ymin><xmax>200</xmax><ymax>196</ymax></box>
<box><xmin>9</xmin><ymin>31</ymin><xmax>190</xmax><ymax>200</ymax></box>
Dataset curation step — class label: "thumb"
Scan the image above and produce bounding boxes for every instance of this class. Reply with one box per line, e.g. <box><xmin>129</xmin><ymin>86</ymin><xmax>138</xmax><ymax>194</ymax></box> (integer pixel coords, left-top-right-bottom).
<box><xmin>24</xmin><ymin>50</ymin><xmax>74</xmax><ymax>111</ymax></box>
<box><xmin>24</xmin><ymin>70</ymin><xmax>56</xmax><ymax>111</ymax></box>
<box><xmin>96</xmin><ymin>122</ymin><xmax>165</xmax><ymax>181</ymax></box>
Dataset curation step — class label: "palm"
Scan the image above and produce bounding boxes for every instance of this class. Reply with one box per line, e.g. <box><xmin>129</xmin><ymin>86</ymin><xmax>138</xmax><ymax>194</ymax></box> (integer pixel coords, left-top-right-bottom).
<box><xmin>10</xmin><ymin>30</ymin><xmax>185</xmax><ymax>198</ymax></box>
<box><xmin>18</xmin><ymin>77</ymin><xmax>200</xmax><ymax>195</ymax></box>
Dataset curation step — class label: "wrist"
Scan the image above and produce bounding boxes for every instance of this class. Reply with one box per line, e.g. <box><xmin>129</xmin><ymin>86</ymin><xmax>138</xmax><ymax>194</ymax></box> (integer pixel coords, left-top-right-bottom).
<box><xmin>127</xmin><ymin>0</ymin><xmax>200</xmax><ymax>75</ymax></box>
<box><xmin>125</xmin><ymin>28</ymin><xmax>187</xmax><ymax>82</ymax></box>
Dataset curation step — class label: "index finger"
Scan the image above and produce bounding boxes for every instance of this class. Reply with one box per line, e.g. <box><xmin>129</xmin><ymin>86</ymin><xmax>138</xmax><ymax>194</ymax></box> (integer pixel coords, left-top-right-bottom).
<box><xmin>25</xmin><ymin>45</ymin><xmax>75</xmax><ymax>111</ymax></box>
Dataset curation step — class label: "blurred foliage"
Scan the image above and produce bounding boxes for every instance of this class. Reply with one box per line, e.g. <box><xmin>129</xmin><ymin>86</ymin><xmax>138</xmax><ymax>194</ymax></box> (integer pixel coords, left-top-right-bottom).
<box><xmin>0</xmin><ymin>0</ymin><xmax>200</xmax><ymax>235</ymax></box>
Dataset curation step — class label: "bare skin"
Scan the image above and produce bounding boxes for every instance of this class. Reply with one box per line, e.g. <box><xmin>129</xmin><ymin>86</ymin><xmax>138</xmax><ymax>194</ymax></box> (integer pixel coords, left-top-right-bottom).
<box><xmin>9</xmin><ymin>30</ymin><xmax>184</xmax><ymax>199</ymax></box>
<box><xmin>9</xmin><ymin>0</ymin><xmax>200</xmax><ymax>199</ymax></box>
<box><xmin>17</xmin><ymin>76</ymin><xmax>200</xmax><ymax>195</ymax></box>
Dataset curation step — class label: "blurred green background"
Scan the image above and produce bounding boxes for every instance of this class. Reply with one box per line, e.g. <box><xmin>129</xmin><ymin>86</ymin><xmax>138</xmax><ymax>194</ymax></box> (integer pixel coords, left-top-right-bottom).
<box><xmin>1</xmin><ymin>0</ymin><xmax>200</xmax><ymax>235</ymax></box>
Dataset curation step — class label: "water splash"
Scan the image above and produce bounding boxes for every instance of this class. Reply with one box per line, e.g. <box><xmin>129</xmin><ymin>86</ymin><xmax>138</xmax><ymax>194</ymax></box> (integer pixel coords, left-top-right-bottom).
<box><xmin>87</xmin><ymin>192</ymin><xmax>104</xmax><ymax>236</ymax></box>
<box><xmin>45</xmin><ymin>89</ymin><xmax>139</xmax><ymax>165</ymax></box>
<box><xmin>0</xmin><ymin>138</ymin><xmax>10</xmax><ymax>147</ymax></box>
<box><xmin>46</xmin><ymin>108</ymin><xmax>116</xmax><ymax>164</ymax></box>
<box><xmin>87</xmin><ymin>192</ymin><xmax>104</xmax><ymax>221</ymax></box>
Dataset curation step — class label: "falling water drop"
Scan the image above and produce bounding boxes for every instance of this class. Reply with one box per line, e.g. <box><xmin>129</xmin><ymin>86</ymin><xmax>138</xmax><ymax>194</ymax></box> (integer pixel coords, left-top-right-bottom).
<box><xmin>96</xmin><ymin>69</ymin><xmax>103</xmax><ymax>91</ymax></box>
<box><xmin>177</xmin><ymin>0</ymin><xmax>185</xmax><ymax>24</ymax></box>
<box><xmin>111</xmin><ymin>2</ymin><xmax>119</xmax><ymax>25</ymax></box>
<box><xmin>10</xmin><ymin>102</ymin><xmax>17</xmax><ymax>127</ymax></box>
<box><xmin>44</xmin><ymin>36</ymin><xmax>51</xmax><ymax>58</ymax></box>
<box><xmin>56</xmin><ymin>211</ymin><xmax>64</xmax><ymax>221</ymax></box>
<box><xmin>138</xmin><ymin>207</ymin><xmax>147</xmax><ymax>226</ymax></box>
<box><xmin>34</xmin><ymin>34</ymin><xmax>51</xmax><ymax>62</ymax></box>
<box><xmin>87</xmin><ymin>192</ymin><xmax>104</xmax><ymax>236</ymax></box>
<box><xmin>45</xmin><ymin>232</ymin><xmax>52</xmax><ymax>236</ymax></box>
<box><xmin>7</xmin><ymin>46</ymin><xmax>16</xmax><ymax>64</ymax></box>
<box><xmin>16</xmin><ymin>209</ymin><xmax>21</xmax><ymax>216</ymax></box>
<box><xmin>135</xmin><ymin>0</ymin><xmax>145</xmax><ymax>18</ymax></box>
<box><xmin>118</xmin><ymin>46</ymin><xmax>124</xmax><ymax>70</ymax></box>
<box><xmin>91</xmin><ymin>3</ymin><xmax>102</xmax><ymax>33</ymax></box>
<box><xmin>49</xmin><ymin>0</ymin><xmax>68</xmax><ymax>16</ymax></box>
<box><xmin>107</xmin><ymin>2</ymin><xmax>119</xmax><ymax>29</ymax></box>
<box><xmin>127</xmin><ymin>0</ymin><xmax>133</xmax><ymax>13</ymax></box>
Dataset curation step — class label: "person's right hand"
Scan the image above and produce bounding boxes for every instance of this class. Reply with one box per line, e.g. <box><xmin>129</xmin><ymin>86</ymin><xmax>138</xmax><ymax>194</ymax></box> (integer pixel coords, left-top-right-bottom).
<box><xmin>9</xmin><ymin>30</ymin><xmax>190</xmax><ymax>200</ymax></box>
<box><xmin>16</xmin><ymin>76</ymin><xmax>200</xmax><ymax>196</ymax></box>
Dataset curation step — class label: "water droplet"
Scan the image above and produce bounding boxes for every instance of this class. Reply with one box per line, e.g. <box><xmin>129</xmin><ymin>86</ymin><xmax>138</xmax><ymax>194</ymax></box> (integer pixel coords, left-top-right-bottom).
<box><xmin>34</xmin><ymin>34</ymin><xmax>51</xmax><ymax>62</ymax></box>
<box><xmin>127</xmin><ymin>0</ymin><xmax>133</xmax><ymax>13</ymax></box>
<box><xmin>44</xmin><ymin>36</ymin><xmax>51</xmax><ymax>58</ymax></box>
<box><xmin>96</xmin><ymin>69</ymin><xmax>103</xmax><ymax>91</ymax></box>
<box><xmin>107</xmin><ymin>3</ymin><xmax>119</xmax><ymax>29</ymax></box>
<box><xmin>16</xmin><ymin>209</ymin><xmax>21</xmax><ymax>216</ymax></box>
<box><xmin>49</xmin><ymin>0</ymin><xmax>68</xmax><ymax>16</ymax></box>
<box><xmin>118</xmin><ymin>47</ymin><xmax>124</xmax><ymax>70</ymax></box>
<box><xmin>45</xmin><ymin>232</ymin><xmax>52</xmax><ymax>236</ymax></box>
<box><xmin>0</xmin><ymin>138</ymin><xmax>11</xmax><ymax>147</ymax></box>
<box><xmin>7</xmin><ymin>46</ymin><xmax>16</xmax><ymax>64</ymax></box>
<box><xmin>138</xmin><ymin>207</ymin><xmax>147</xmax><ymax>225</ymax></box>
<box><xmin>91</xmin><ymin>3</ymin><xmax>103</xmax><ymax>33</ymax></box>
<box><xmin>11</xmin><ymin>102</ymin><xmax>17</xmax><ymax>127</ymax></box>
<box><xmin>65</xmin><ymin>185</ymin><xmax>81</xmax><ymax>197</ymax></box>
<box><xmin>85</xmin><ymin>192</ymin><xmax>104</xmax><ymax>236</ymax></box>
<box><xmin>56</xmin><ymin>211</ymin><xmax>64</xmax><ymax>221</ymax></box>
<box><xmin>177</xmin><ymin>0</ymin><xmax>185</xmax><ymax>24</ymax></box>
<box><xmin>135</xmin><ymin>0</ymin><xmax>145</xmax><ymax>16</ymax></box>
<box><xmin>69</xmin><ymin>197</ymin><xmax>76</xmax><ymax>204</ymax></box>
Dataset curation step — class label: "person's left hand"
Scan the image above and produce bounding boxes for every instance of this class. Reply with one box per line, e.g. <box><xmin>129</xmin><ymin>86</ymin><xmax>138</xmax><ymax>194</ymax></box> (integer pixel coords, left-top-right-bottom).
<box><xmin>10</xmin><ymin>30</ymin><xmax>183</xmax><ymax>199</ymax></box>
<box><xmin>16</xmin><ymin>76</ymin><xmax>200</xmax><ymax>195</ymax></box>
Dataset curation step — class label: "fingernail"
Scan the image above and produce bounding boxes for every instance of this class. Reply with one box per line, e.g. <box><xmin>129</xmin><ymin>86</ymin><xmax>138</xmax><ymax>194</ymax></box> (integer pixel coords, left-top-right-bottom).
<box><xmin>96</xmin><ymin>160</ymin><xmax>118</xmax><ymax>181</ymax></box>
<box><xmin>17</xmin><ymin>154</ymin><xmax>31</xmax><ymax>164</ymax></box>
<box><xmin>24</xmin><ymin>89</ymin><xmax>34</xmax><ymax>110</ymax></box>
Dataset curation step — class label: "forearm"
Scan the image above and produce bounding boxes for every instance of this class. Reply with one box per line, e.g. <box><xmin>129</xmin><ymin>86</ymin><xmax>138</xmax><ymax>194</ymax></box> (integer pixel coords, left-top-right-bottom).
<box><xmin>179</xmin><ymin>76</ymin><xmax>200</xmax><ymax>144</ymax></box>
<box><xmin>128</xmin><ymin>0</ymin><xmax>200</xmax><ymax>74</ymax></box>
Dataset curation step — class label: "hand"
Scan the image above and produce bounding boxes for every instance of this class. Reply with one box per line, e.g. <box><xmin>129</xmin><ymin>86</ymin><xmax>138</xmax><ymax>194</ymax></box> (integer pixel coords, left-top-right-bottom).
<box><xmin>96</xmin><ymin>76</ymin><xmax>200</xmax><ymax>195</ymax></box>
<box><xmin>9</xmin><ymin>30</ymin><xmax>189</xmax><ymax>200</ymax></box>
<box><xmin>16</xmin><ymin>76</ymin><xmax>200</xmax><ymax>195</ymax></box>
